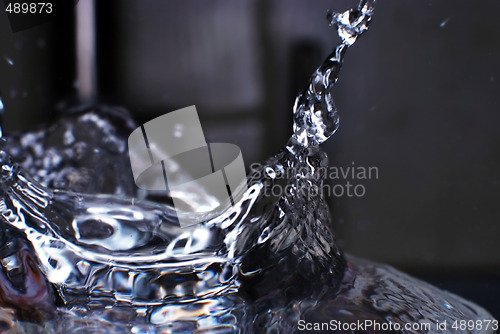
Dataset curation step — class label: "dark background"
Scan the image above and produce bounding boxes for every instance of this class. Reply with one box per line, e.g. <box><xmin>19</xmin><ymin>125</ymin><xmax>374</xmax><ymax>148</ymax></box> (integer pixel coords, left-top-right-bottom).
<box><xmin>0</xmin><ymin>0</ymin><xmax>499</xmax><ymax>318</ymax></box>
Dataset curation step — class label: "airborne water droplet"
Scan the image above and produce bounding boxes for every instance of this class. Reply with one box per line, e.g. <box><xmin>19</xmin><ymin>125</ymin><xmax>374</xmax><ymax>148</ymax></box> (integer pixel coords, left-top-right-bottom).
<box><xmin>4</xmin><ymin>57</ymin><xmax>14</xmax><ymax>66</ymax></box>
<box><xmin>440</xmin><ymin>17</ymin><xmax>451</xmax><ymax>28</ymax></box>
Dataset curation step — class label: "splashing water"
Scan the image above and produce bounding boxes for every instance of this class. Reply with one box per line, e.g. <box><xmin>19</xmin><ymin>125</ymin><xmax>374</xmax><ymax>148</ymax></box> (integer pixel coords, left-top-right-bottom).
<box><xmin>0</xmin><ymin>1</ymin><xmax>495</xmax><ymax>333</ymax></box>
<box><xmin>293</xmin><ymin>0</ymin><xmax>373</xmax><ymax>147</ymax></box>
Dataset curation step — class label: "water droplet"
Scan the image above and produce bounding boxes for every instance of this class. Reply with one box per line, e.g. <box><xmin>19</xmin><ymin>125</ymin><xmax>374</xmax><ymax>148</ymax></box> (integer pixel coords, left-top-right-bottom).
<box><xmin>440</xmin><ymin>17</ymin><xmax>451</xmax><ymax>28</ymax></box>
<box><xmin>4</xmin><ymin>57</ymin><xmax>14</xmax><ymax>66</ymax></box>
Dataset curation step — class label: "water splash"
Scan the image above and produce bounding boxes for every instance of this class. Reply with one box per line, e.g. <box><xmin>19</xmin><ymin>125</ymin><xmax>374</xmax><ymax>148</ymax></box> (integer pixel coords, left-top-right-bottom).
<box><xmin>292</xmin><ymin>0</ymin><xmax>373</xmax><ymax>147</ymax></box>
<box><xmin>5</xmin><ymin>106</ymin><xmax>137</xmax><ymax>195</ymax></box>
<box><xmin>0</xmin><ymin>0</ymin><xmax>495</xmax><ymax>333</ymax></box>
<box><xmin>0</xmin><ymin>112</ymin><xmax>344</xmax><ymax>332</ymax></box>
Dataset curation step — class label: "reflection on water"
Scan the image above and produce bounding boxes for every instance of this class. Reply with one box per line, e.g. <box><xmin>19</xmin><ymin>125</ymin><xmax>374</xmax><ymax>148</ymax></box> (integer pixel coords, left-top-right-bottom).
<box><xmin>0</xmin><ymin>0</ymin><xmax>495</xmax><ymax>333</ymax></box>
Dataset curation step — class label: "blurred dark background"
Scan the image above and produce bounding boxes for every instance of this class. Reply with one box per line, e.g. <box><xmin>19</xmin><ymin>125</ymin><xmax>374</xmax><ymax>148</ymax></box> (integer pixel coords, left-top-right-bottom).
<box><xmin>0</xmin><ymin>0</ymin><xmax>499</xmax><ymax>318</ymax></box>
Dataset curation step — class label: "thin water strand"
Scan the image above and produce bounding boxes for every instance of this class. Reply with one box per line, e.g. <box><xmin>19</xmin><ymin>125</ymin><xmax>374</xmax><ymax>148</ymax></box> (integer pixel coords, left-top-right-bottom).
<box><xmin>292</xmin><ymin>0</ymin><xmax>374</xmax><ymax>147</ymax></box>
